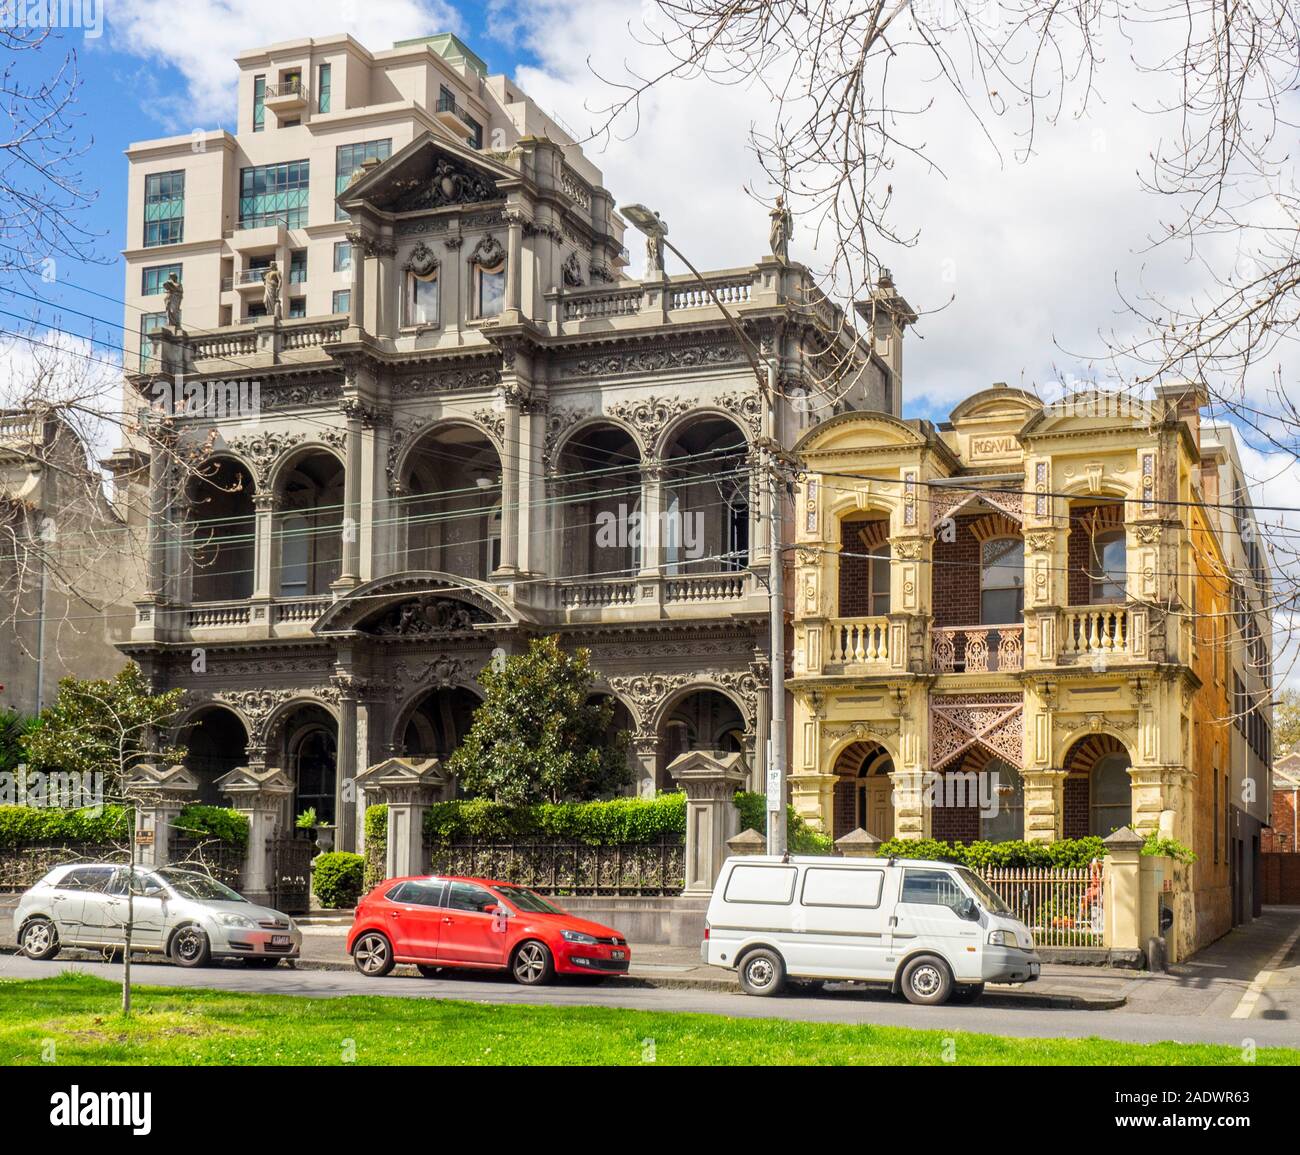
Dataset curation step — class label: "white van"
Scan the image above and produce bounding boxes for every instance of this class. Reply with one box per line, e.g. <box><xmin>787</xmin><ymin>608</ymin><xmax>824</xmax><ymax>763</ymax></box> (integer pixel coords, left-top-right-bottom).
<box><xmin>704</xmin><ymin>855</ymin><xmax>1041</xmax><ymax>1004</ymax></box>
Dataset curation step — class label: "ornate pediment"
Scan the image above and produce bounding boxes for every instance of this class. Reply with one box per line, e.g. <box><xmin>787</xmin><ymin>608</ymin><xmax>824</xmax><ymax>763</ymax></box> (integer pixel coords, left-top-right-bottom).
<box><xmin>377</xmin><ymin>154</ymin><xmax>501</xmax><ymax>213</ymax></box>
<box><xmin>366</xmin><ymin>595</ymin><xmax>493</xmax><ymax>637</ymax></box>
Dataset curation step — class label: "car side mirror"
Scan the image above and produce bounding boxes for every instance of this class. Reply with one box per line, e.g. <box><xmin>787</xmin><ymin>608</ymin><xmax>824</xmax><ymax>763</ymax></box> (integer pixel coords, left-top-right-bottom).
<box><xmin>957</xmin><ymin>897</ymin><xmax>979</xmax><ymax>921</ymax></box>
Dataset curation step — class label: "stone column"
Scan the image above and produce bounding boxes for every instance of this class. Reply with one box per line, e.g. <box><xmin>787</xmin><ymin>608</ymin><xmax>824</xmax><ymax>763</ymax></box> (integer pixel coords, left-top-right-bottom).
<box><xmin>790</xmin><ymin>771</ymin><xmax>836</xmax><ymax>832</ymax></box>
<box><xmin>1102</xmin><ymin>825</ymin><xmax>1144</xmax><ymax>954</ymax></box>
<box><xmin>355</xmin><ymin>758</ymin><xmax>449</xmax><ymax>879</ymax></box>
<box><xmin>669</xmin><ymin>750</ymin><xmax>748</xmax><ymax>894</ymax></box>
<box><xmin>122</xmin><ymin>763</ymin><xmax>200</xmax><ymax>870</ymax></box>
<box><xmin>890</xmin><ymin>767</ymin><xmax>931</xmax><ymax>840</ymax></box>
<box><xmin>638</xmin><ymin>460</ymin><xmax>663</xmax><ymax>579</ymax></box>
<box><xmin>496</xmin><ymin>386</ymin><xmax>521</xmax><ymax>576</ymax></box>
<box><xmin>335</xmin><ymin>402</ymin><xmax>364</xmax><ymax>590</ymax></box>
<box><xmin>333</xmin><ymin>668</ymin><xmax>360</xmax><ymax>853</ymax></box>
<box><xmin>1021</xmin><ymin>768</ymin><xmax>1066</xmax><ymax>842</ymax></box>
<box><xmin>631</xmin><ymin>733</ymin><xmax>662</xmax><ymax>797</ymax></box>
<box><xmin>251</xmin><ymin>491</ymin><xmax>275</xmax><ymax>600</ymax></box>
<box><xmin>215</xmin><ymin>765</ymin><xmax>294</xmax><ymax>906</ymax></box>
<box><xmin>346</xmin><ymin>232</ymin><xmax>368</xmax><ymax>334</ymax></box>
<box><xmin>505</xmin><ymin>209</ymin><xmax>524</xmax><ymax>316</ymax></box>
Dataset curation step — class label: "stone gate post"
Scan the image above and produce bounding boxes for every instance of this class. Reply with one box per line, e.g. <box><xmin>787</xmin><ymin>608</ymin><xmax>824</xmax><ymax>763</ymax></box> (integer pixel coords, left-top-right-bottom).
<box><xmin>668</xmin><ymin>750</ymin><xmax>748</xmax><ymax>894</ymax></box>
<box><xmin>121</xmin><ymin>763</ymin><xmax>200</xmax><ymax>870</ymax></box>
<box><xmin>215</xmin><ymin>765</ymin><xmax>295</xmax><ymax>906</ymax></box>
<box><xmin>355</xmin><ymin>758</ymin><xmax>449</xmax><ymax>879</ymax></box>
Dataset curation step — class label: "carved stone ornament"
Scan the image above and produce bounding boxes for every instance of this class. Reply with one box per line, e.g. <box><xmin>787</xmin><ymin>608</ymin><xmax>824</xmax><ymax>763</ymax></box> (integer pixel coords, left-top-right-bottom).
<box><xmin>392</xmin><ymin>654</ymin><xmax>467</xmax><ymax>697</ymax></box>
<box><xmin>403</xmin><ymin>240</ymin><xmax>440</xmax><ymax>277</ymax></box>
<box><xmin>226</xmin><ymin>427</ymin><xmax>346</xmax><ymax>487</ymax></box>
<box><xmin>396</xmin><ymin>365</ymin><xmax>501</xmax><ymax>399</ymax></box>
<box><xmin>472</xmin><ymin>407</ymin><xmax>506</xmax><ymax>445</ymax></box>
<box><xmin>1024</xmin><ymin>529</ymin><xmax>1055</xmax><ymax>552</ymax></box>
<box><xmin>542</xmin><ymin>405</ymin><xmax>592</xmax><ymax>467</ymax></box>
<box><xmin>469</xmin><ymin>233</ymin><xmax>507</xmax><ymax>268</ymax></box>
<box><xmin>822</xmin><ymin>720</ymin><xmax>900</xmax><ymax>746</ymax></box>
<box><xmin>716</xmin><ymin>391</ymin><xmax>763</xmax><ymax>438</ymax></box>
<box><xmin>369</xmin><ymin>596</ymin><xmax>492</xmax><ymax>636</ymax></box>
<box><xmin>562</xmin><ymin>250</ymin><xmax>585</xmax><ymax>288</ymax></box>
<box><xmin>557</xmin><ymin>344</ymin><xmax>745</xmax><ymax>381</ymax></box>
<box><xmin>389</xmin><ymin>157</ymin><xmax>500</xmax><ymax>212</ymax></box>
<box><xmin>607</xmin><ymin>394</ymin><xmax>696</xmax><ymax>447</ymax></box>
<box><xmin>606</xmin><ymin>670</ymin><xmax>758</xmax><ymax>729</ymax></box>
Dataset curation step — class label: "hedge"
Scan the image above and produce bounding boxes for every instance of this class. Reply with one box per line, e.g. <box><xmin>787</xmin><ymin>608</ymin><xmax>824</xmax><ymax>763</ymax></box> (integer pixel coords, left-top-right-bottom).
<box><xmin>174</xmin><ymin>805</ymin><xmax>248</xmax><ymax>848</ymax></box>
<box><xmin>733</xmin><ymin>791</ymin><xmax>834</xmax><ymax>855</ymax></box>
<box><xmin>313</xmin><ymin>852</ymin><xmax>365</xmax><ymax>908</ymax></box>
<box><xmin>0</xmin><ymin>805</ymin><xmax>130</xmax><ymax>848</ymax></box>
<box><xmin>873</xmin><ymin>837</ymin><xmax>1107</xmax><ymax>868</ymax></box>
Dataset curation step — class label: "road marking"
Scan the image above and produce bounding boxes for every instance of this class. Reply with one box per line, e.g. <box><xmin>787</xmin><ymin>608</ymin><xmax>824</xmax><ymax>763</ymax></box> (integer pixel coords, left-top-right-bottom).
<box><xmin>1230</xmin><ymin>921</ymin><xmax>1300</xmax><ymax>1020</ymax></box>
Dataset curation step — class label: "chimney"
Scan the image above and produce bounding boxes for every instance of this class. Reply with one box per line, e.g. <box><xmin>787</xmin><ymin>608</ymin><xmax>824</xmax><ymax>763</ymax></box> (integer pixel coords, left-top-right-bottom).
<box><xmin>1154</xmin><ymin>382</ymin><xmax>1208</xmax><ymax>449</ymax></box>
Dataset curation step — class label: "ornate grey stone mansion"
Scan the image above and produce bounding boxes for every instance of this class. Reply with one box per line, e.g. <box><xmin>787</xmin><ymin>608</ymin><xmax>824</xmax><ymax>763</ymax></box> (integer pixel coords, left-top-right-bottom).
<box><xmin>116</xmin><ymin>33</ymin><xmax>902</xmax><ymax>852</ymax></box>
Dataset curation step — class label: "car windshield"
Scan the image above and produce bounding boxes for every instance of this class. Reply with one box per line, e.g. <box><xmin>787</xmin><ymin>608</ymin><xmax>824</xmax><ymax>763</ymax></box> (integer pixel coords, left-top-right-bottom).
<box><xmin>157</xmin><ymin>870</ymin><xmax>246</xmax><ymax>903</ymax></box>
<box><xmin>490</xmin><ymin>885</ymin><xmax>563</xmax><ymax>914</ymax></box>
<box><xmin>955</xmin><ymin>867</ymin><xmax>1013</xmax><ymax>916</ymax></box>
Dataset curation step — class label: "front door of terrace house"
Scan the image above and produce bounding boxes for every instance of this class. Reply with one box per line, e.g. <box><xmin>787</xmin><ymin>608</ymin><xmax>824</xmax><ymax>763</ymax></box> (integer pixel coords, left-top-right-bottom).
<box><xmin>861</xmin><ymin>776</ymin><xmax>894</xmax><ymax>840</ymax></box>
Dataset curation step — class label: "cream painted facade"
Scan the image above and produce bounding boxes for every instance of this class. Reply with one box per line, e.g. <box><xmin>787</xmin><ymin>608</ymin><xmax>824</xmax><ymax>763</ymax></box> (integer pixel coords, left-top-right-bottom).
<box><xmin>788</xmin><ymin>384</ymin><xmax>1271</xmax><ymax>950</ymax></box>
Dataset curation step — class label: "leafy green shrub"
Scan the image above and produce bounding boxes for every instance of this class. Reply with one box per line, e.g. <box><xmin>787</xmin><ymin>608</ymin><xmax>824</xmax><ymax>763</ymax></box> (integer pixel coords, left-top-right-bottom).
<box><xmin>733</xmin><ymin>792</ymin><xmax>833</xmax><ymax>856</ymax></box>
<box><xmin>296</xmin><ymin>808</ymin><xmax>320</xmax><ymax>830</ymax></box>
<box><xmin>175</xmin><ymin>805</ymin><xmax>248</xmax><ymax>848</ymax></box>
<box><xmin>874</xmin><ymin>837</ymin><xmax>1106</xmax><ymax>868</ymax></box>
<box><xmin>1142</xmin><ymin>834</ymin><xmax>1196</xmax><ymax>864</ymax></box>
<box><xmin>0</xmin><ymin>804</ymin><xmax>130</xmax><ymax>848</ymax></box>
<box><xmin>312</xmin><ymin>852</ymin><xmax>365</xmax><ymax>908</ymax></box>
<box><xmin>422</xmin><ymin>792</ymin><xmax>688</xmax><ymax>845</ymax></box>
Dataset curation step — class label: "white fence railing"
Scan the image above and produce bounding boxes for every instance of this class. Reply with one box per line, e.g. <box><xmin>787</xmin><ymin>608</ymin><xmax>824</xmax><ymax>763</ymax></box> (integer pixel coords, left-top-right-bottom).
<box><xmin>979</xmin><ymin>865</ymin><xmax>1105</xmax><ymax>948</ymax></box>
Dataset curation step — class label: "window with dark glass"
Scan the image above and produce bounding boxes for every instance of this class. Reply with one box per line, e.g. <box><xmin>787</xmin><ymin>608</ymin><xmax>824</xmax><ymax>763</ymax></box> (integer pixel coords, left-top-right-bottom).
<box><xmin>332</xmin><ymin>289</ymin><xmax>350</xmax><ymax>315</ymax></box>
<box><xmin>867</xmin><ymin>543</ymin><xmax>891</xmax><ymax>615</ymax></box>
<box><xmin>1090</xmin><ymin>753</ymin><xmax>1132</xmax><ymax>837</ymax></box>
<box><xmin>143</xmin><ymin>170</ymin><xmax>185</xmax><ymax>247</ymax></box>
<box><xmin>335</xmin><ymin>139</ymin><xmax>390</xmax><ymax>220</ymax></box>
<box><xmin>979</xmin><ymin>536</ymin><xmax>1024</xmax><ymax>624</ymax></box>
<box><xmin>317</xmin><ymin>63</ymin><xmax>331</xmax><ymax>112</ymax></box>
<box><xmin>253</xmin><ymin>75</ymin><xmax>265</xmax><ymax>132</ymax></box>
<box><xmin>333</xmin><ymin>241</ymin><xmax>351</xmax><ymax>272</ymax></box>
<box><xmin>1089</xmin><ymin>529</ymin><xmax>1126</xmax><ymax>603</ymax></box>
<box><xmin>238</xmin><ymin>160</ymin><xmax>310</xmax><ymax>229</ymax></box>
<box><xmin>289</xmin><ymin>249</ymin><xmax>307</xmax><ymax>283</ymax></box>
<box><xmin>141</xmin><ymin>264</ymin><xmax>182</xmax><ymax>296</ymax></box>
<box><xmin>139</xmin><ymin>312</ymin><xmax>165</xmax><ymax>371</ymax></box>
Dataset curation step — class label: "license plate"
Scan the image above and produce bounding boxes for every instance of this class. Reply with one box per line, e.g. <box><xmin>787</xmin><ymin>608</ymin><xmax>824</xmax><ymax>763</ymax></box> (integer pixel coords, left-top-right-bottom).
<box><xmin>611</xmin><ymin>949</ymin><xmax>626</xmax><ymax>960</ymax></box>
<box><xmin>271</xmin><ymin>935</ymin><xmax>291</xmax><ymax>947</ymax></box>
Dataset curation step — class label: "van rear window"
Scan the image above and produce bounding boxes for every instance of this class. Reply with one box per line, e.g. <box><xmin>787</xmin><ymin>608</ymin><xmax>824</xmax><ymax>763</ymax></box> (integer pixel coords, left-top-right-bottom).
<box><xmin>723</xmin><ymin>865</ymin><xmax>797</xmax><ymax>905</ymax></box>
<box><xmin>801</xmin><ymin>867</ymin><xmax>884</xmax><ymax>909</ymax></box>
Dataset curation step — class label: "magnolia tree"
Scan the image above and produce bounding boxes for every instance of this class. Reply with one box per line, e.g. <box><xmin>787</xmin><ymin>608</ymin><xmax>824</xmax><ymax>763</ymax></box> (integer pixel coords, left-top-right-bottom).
<box><xmin>449</xmin><ymin>636</ymin><xmax>633</xmax><ymax>805</ymax></box>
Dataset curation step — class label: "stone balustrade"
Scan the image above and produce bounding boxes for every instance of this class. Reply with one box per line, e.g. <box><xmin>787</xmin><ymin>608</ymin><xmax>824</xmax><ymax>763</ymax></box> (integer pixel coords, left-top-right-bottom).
<box><xmin>826</xmin><ymin>616</ymin><xmax>892</xmax><ymax>666</ymax></box>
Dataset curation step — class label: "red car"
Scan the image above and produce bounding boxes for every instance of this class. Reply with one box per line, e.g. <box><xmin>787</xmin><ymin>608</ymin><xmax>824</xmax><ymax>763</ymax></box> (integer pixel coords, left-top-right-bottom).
<box><xmin>346</xmin><ymin>875</ymin><xmax>631</xmax><ymax>985</ymax></box>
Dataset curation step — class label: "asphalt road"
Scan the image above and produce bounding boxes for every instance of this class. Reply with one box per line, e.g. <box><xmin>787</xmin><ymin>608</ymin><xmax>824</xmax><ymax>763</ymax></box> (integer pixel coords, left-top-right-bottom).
<box><xmin>3</xmin><ymin>950</ymin><xmax>1298</xmax><ymax>1049</ymax></box>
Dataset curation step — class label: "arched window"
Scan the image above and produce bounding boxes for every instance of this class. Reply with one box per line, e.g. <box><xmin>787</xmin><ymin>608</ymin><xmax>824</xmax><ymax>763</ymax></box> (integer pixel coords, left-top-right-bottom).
<box><xmin>404</xmin><ymin>267</ymin><xmax>439</xmax><ymax>327</ymax></box>
<box><xmin>981</xmin><ymin>760</ymin><xmax>1024</xmax><ymax>842</ymax></box>
<box><xmin>291</xmin><ymin>726</ymin><xmax>337</xmax><ymax>824</ymax></box>
<box><xmin>1090</xmin><ymin>529</ymin><xmax>1126</xmax><ymax>603</ymax></box>
<box><xmin>469</xmin><ymin>236</ymin><xmax>506</xmax><ymax>319</ymax></box>
<box><xmin>1090</xmin><ymin>752</ymin><xmax>1132</xmax><ymax>836</ymax></box>
<box><xmin>980</xmin><ymin>536</ymin><xmax>1024</xmax><ymax>624</ymax></box>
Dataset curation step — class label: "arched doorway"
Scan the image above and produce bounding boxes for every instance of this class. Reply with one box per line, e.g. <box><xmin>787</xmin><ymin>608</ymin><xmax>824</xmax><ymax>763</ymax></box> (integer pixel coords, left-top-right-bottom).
<box><xmin>1062</xmin><ymin>734</ymin><xmax>1133</xmax><ymax>838</ymax></box>
<box><xmin>831</xmin><ymin>742</ymin><xmax>894</xmax><ymax>840</ymax></box>
<box><xmin>658</xmin><ymin>688</ymin><xmax>747</xmax><ymax>790</ymax></box>
<box><xmin>587</xmin><ymin>692</ymin><xmax>637</xmax><ymax>793</ymax></box>
<box><xmin>271</xmin><ymin>704</ymin><xmax>339</xmax><ymax>826</ymax></box>
<box><xmin>981</xmin><ymin>759</ymin><xmax>1024</xmax><ymax>842</ymax></box>
<box><xmin>187</xmin><ymin>456</ymin><xmax>255</xmax><ymax>602</ymax></box>
<box><xmin>661</xmin><ymin>415</ymin><xmax>750</xmax><ymax>574</ymax></box>
<box><xmin>401</xmin><ymin>424</ymin><xmax>502</xmax><ymax>579</ymax></box>
<box><xmin>275</xmin><ymin>450</ymin><xmax>344</xmax><ymax>597</ymax></box>
<box><xmin>402</xmin><ymin>686</ymin><xmax>482</xmax><ymax>762</ymax></box>
<box><xmin>557</xmin><ymin>423</ymin><xmax>642</xmax><ymax>577</ymax></box>
<box><xmin>180</xmin><ymin>706</ymin><xmax>248</xmax><ymax>804</ymax></box>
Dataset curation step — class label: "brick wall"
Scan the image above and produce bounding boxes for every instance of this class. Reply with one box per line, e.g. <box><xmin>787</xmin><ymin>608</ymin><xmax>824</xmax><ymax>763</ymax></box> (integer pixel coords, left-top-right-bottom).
<box><xmin>1264</xmin><ymin>788</ymin><xmax>1298</xmax><ymax>853</ymax></box>
<box><xmin>1063</xmin><ymin>775</ymin><xmax>1089</xmax><ymax>839</ymax></box>
<box><xmin>1263</xmin><ymin>853</ymin><xmax>1300</xmax><ymax>903</ymax></box>
<box><xmin>930</xmin><ymin>781</ymin><xmax>981</xmax><ymax>843</ymax></box>
<box><xmin>1067</xmin><ymin>510</ymin><xmax>1091</xmax><ymax>606</ymax></box>
<box><xmin>932</xmin><ymin>515</ymin><xmax>982</xmax><ymax>627</ymax></box>
<box><xmin>838</xmin><ymin>517</ymin><xmax>887</xmax><ymax>616</ymax></box>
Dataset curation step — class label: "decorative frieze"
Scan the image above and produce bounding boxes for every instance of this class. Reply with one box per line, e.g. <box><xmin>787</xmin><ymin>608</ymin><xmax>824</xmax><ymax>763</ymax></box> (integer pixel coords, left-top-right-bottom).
<box><xmin>556</xmin><ymin>343</ymin><xmax>745</xmax><ymax>382</ymax></box>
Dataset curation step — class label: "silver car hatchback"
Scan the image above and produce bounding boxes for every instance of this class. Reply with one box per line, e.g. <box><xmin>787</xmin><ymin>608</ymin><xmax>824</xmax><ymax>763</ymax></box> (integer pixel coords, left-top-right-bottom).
<box><xmin>14</xmin><ymin>863</ymin><xmax>302</xmax><ymax>968</ymax></box>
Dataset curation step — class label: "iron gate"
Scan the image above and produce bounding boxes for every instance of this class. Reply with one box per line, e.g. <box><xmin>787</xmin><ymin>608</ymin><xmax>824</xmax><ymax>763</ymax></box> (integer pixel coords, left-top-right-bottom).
<box><xmin>266</xmin><ymin>833</ymin><xmax>314</xmax><ymax>914</ymax></box>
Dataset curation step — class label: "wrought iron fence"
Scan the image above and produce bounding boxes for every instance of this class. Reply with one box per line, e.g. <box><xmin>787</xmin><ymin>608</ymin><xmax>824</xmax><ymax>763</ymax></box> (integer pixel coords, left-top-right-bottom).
<box><xmin>266</xmin><ymin>833</ymin><xmax>314</xmax><ymax>913</ymax></box>
<box><xmin>0</xmin><ymin>844</ymin><xmax>128</xmax><ymax>891</ymax></box>
<box><xmin>424</xmin><ymin>837</ymin><xmax>685</xmax><ymax>896</ymax></box>
<box><xmin>170</xmin><ymin>837</ymin><xmax>244</xmax><ymax>892</ymax></box>
<box><xmin>980</xmin><ymin>865</ymin><xmax>1104</xmax><ymax>947</ymax></box>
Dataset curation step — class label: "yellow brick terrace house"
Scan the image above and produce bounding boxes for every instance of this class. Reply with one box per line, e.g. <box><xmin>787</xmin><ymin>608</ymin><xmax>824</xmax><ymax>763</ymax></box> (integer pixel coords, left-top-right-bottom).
<box><xmin>788</xmin><ymin>383</ymin><xmax>1271</xmax><ymax>955</ymax></box>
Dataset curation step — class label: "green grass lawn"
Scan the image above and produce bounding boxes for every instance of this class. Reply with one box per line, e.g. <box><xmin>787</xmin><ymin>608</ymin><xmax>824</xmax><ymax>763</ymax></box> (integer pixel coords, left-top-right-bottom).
<box><xmin>0</xmin><ymin>972</ymin><xmax>1294</xmax><ymax>1066</ymax></box>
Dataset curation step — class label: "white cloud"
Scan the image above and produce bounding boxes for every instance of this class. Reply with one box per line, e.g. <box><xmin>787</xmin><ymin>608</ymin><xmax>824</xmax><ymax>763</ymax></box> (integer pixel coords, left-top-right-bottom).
<box><xmin>106</xmin><ymin>0</ymin><xmax>462</xmax><ymax>123</ymax></box>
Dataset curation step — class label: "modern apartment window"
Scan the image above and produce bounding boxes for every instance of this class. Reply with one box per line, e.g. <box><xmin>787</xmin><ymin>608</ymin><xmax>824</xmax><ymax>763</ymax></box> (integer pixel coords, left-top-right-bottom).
<box><xmin>980</xmin><ymin>536</ymin><xmax>1024</xmax><ymax>624</ymax></box>
<box><xmin>139</xmin><ymin>312</ymin><xmax>165</xmax><ymax>371</ymax></box>
<box><xmin>143</xmin><ymin>170</ymin><xmax>185</xmax><ymax>247</ymax></box>
<box><xmin>289</xmin><ymin>249</ymin><xmax>308</xmax><ymax>283</ymax></box>
<box><xmin>404</xmin><ymin>267</ymin><xmax>439</xmax><ymax>327</ymax></box>
<box><xmin>335</xmin><ymin>139</ymin><xmax>390</xmax><ymax>220</ymax></box>
<box><xmin>141</xmin><ymin>264</ymin><xmax>182</xmax><ymax>296</ymax></box>
<box><xmin>239</xmin><ymin>160</ymin><xmax>310</xmax><ymax>229</ymax></box>
<box><xmin>332</xmin><ymin>290</ymin><xmax>350</xmax><ymax>315</ymax></box>
<box><xmin>288</xmin><ymin>298</ymin><xmax>306</xmax><ymax>319</ymax></box>
<box><xmin>253</xmin><ymin>75</ymin><xmax>265</xmax><ymax>132</ymax></box>
<box><xmin>317</xmin><ymin>63</ymin><xmax>331</xmax><ymax>113</ymax></box>
<box><xmin>473</xmin><ymin>256</ymin><xmax>506</xmax><ymax>318</ymax></box>
<box><xmin>465</xmin><ymin>114</ymin><xmax>483</xmax><ymax>150</ymax></box>
<box><xmin>1089</xmin><ymin>530</ymin><xmax>1126</xmax><ymax>603</ymax></box>
<box><xmin>333</xmin><ymin>241</ymin><xmax>351</xmax><ymax>272</ymax></box>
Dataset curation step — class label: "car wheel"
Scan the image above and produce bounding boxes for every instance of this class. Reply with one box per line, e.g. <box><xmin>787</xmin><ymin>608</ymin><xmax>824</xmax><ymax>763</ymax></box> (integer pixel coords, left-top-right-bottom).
<box><xmin>511</xmin><ymin>940</ymin><xmax>554</xmax><ymax>986</ymax></box>
<box><xmin>351</xmin><ymin>932</ymin><xmax>394</xmax><ymax>977</ymax></box>
<box><xmin>415</xmin><ymin>964</ymin><xmax>441</xmax><ymax>979</ymax></box>
<box><xmin>243</xmin><ymin>957</ymin><xmax>281</xmax><ymax>969</ymax></box>
<box><xmin>950</xmin><ymin>983</ymin><xmax>985</xmax><ymax>1003</ymax></box>
<box><xmin>170</xmin><ymin>925</ymin><xmax>211</xmax><ymax>968</ymax></box>
<box><xmin>738</xmin><ymin>948</ymin><xmax>786</xmax><ymax>997</ymax></box>
<box><xmin>901</xmin><ymin>955</ymin><xmax>953</xmax><ymax>1005</ymax></box>
<box><xmin>19</xmin><ymin>918</ymin><xmax>60</xmax><ymax>961</ymax></box>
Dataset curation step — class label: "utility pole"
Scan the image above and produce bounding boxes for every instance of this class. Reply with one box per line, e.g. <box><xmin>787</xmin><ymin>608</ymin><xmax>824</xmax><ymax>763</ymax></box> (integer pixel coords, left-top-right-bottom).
<box><xmin>618</xmin><ymin>203</ymin><xmax>790</xmax><ymax>854</ymax></box>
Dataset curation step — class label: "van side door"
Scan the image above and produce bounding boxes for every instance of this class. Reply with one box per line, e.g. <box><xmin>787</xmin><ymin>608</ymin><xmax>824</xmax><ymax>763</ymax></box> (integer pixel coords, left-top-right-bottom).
<box><xmin>890</xmin><ymin>868</ymin><xmax>982</xmax><ymax>981</ymax></box>
<box><xmin>791</xmin><ymin>865</ymin><xmax>890</xmax><ymax>980</ymax></box>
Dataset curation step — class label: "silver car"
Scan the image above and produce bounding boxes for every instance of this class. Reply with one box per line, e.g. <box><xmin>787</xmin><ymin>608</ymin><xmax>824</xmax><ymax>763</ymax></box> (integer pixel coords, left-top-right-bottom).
<box><xmin>13</xmin><ymin>863</ymin><xmax>302</xmax><ymax>968</ymax></box>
